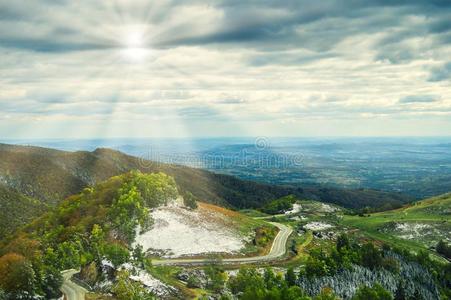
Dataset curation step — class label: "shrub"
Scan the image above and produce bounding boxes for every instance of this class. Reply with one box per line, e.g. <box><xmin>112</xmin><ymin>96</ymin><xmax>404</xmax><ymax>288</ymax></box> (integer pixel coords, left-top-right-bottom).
<box><xmin>183</xmin><ymin>191</ymin><xmax>198</xmax><ymax>209</ymax></box>
<box><xmin>0</xmin><ymin>253</ymin><xmax>35</xmax><ymax>294</ymax></box>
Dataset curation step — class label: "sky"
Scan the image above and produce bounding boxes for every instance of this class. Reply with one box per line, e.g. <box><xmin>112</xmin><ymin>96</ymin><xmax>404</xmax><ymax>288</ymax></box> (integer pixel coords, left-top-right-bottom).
<box><xmin>0</xmin><ymin>0</ymin><xmax>450</xmax><ymax>139</ymax></box>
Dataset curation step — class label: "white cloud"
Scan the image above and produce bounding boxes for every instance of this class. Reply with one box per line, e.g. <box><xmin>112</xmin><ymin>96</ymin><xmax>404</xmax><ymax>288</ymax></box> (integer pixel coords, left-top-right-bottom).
<box><xmin>0</xmin><ymin>1</ymin><xmax>450</xmax><ymax>138</ymax></box>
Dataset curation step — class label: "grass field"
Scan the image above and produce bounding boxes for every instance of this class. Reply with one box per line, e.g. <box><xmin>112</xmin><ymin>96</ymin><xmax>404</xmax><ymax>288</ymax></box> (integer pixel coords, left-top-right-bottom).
<box><xmin>340</xmin><ymin>193</ymin><xmax>450</xmax><ymax>261</ymax></box>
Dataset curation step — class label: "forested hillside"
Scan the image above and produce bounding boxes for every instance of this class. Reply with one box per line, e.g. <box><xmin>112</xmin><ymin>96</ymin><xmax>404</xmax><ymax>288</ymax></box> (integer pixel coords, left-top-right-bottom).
<box><xmin>0</xmin><ymin>171</ymin><xmax>179</xmax><ymax>299</ymax></box>
<box><xmin>0</xmin><ymin>143</ymin><xmax>412</xmax><ymax>209</ymax></box>
<box><xmin>0</xmin><ymin>184</ymin><xmax>46</xmax><ymax>239</ymax></box>
<box><xmin>0</xmin><ymin>143</ymin><xmax>415</xmax><ymax>237</ymax></box>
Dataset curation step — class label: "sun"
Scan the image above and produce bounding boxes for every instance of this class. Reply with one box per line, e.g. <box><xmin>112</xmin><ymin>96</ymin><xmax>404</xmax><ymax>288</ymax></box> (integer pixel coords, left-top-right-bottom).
<box><xmin>121</xmin><ymin>31</ymin><xmax>149</xmax><ymax>62</ymax></box>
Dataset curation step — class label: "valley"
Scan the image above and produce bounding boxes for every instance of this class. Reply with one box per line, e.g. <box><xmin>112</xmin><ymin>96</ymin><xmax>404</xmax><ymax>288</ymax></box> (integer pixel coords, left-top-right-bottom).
<box><xmin>3</xmin><ymin>1</ymin><xmax>451</xmax><ymax>299</ymax></box>
<box><xmin>0</xmin><ymin>143</ymin><xmax>412</xmax><ymax>238</ymax></box>
<box><xmin>0</xmin><ymin>145</ymin><xmax>449</xmax><ymax>300</ymax></box>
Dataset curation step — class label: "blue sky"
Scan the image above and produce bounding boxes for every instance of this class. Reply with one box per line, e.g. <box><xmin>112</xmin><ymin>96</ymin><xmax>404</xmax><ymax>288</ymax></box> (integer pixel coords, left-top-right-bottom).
<box><xmin>0</xmin><ymin>0</ymin><xmax>450</xmax><ymax>138</ymax></box>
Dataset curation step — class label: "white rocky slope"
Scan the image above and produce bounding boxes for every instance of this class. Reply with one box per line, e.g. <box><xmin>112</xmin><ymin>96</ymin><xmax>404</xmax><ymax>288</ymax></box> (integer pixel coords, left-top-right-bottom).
<box><xmin>134</xmin><ymin>199</ymin><xmax>249</xmax><ymax>258</ymax></box>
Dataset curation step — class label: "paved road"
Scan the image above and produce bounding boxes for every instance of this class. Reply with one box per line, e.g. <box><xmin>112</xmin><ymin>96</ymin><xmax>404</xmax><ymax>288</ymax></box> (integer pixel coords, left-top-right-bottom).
<box><xmin>61</xmin><ymin>269</ymin><xmax>87</xmax><ymax>300</ymax></box>
<box><xmin>153</xmin><ymin>222</ymin><xmax>293</xmax><ymax>266</ymax></box>
<box><xmin>60</xmin><ymin>221</ymin><xmax>293</xmax><ymax>299</ymax></box>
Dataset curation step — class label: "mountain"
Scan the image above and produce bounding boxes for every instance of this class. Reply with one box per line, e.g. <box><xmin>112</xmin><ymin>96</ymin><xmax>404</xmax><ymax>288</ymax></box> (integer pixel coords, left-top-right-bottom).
<box><xmin>0</xmin><ymin>171</ymin><xmax>276</xmax><ymax>299</ymax></box>
<box><xmin>0</xmin><ymin>143</ymin><xmax>413</xmax><ymax>237</ymax></box>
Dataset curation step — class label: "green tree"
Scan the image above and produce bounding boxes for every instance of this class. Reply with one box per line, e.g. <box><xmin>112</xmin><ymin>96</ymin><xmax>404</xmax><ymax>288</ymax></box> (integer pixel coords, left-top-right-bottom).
<box><xmin>394</xmin><ymin>281</ymin><xmax>407</xmax><ymax>300</ymax></box>
<box><xmin>131</xmin><ymin>171</ymin><xmax>178</xmax><ymax>208</ymax></box>
<box><xmin>285</xmin><ymin>267</ymin><xmax>297</xmax><ymax>287</ymax></box>
<box><xmin>183</xmin><ymin>191</ymin><xmax>198</xmax><ymax>209</ymax></box>
<box><xmin>228</xmin><ymin>268</ymin><xmax>265</xmax><ymax>295</ymax></box>
<box><xmin>360</xmin><ymin>243</ymin><xmax>383</xmax><ymax>270</ymax></box>
<box><xmin>261</xmin><ymin>195</ymin><xmax>297</xmax><ymax>215</ymax></box>
<box><xmin>109</xmin><ymin>184</ymin><xmax>149</xmax><ymax>243</ymax></box>
<box><xmin>103</xmin><ymin>243</ymin><xmax>130</xmax><ymax>268</ymax></box>
<box><xmin>282</xmin><ymin>286</ymin><xmax>311</xmax><ymax>300</ymax></box>
<box><xmin>132</xmin><ymin>244</ymin><xmax>146</xmax><ymax>267</ymax></box>
<box><xmin>352</xmin><ymin>284</ymin><xmax>392</xmax><ymax>300</ymax></box>
<box><xmin>0</xmin><ymin>289</ymin><xmax>6</xmax><ymax>300</ymax></box>
<box><xmin>313</xmin><ymin>287</ymin><xmax>339</xmax><ymax>300</ymax></box>
<box><xmin>336</xmin><ymin>233</ymin><xmax>350</xmax><ymax>251</ymax></box>
<box><xmin>40</xmin><ymin>264</ymin><xmax>63</xmax><ymax>299</ymax></box>
<box><xmin>264</xmin><ymin>268</ymin><xmax>283</xmax><ymax>290</ymax></box>
<box><xmin>410</xmin><ymin>289</ymin><xmax>423</xmax><ymax>300</ymax></box>
<box><xmin>205</xmin><ymin>261</ymin><xmax>226</xmax><ymax>292</ymax></box>
<box><xmin>56</xmin><ymin>240</ymin><xmax>82</xmax><ymax>269</ymax></box>
<box><xmin>304</xmin><ymin>256</ymin><xmax>327</xmax><ymax>277</ymax></box>
<box><xmin>436</xmin><ymin>240</ymin><xmax>451</xmax><ymax>259</ymax></box>
<box><xmin>113</xmin><ymin>270</ymin><xmax>155</xmax><ymax>300</ymax></box>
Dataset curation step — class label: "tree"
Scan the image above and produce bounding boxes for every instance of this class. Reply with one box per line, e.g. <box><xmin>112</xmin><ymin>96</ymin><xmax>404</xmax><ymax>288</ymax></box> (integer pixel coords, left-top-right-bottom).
<box><xmin>336</xmin><ymin>233</ymin><xmax>350</xmax><ymax>251</ymax></box>
<box><xmin>205</xmin><ymin>259</ymin><xmax>226</xmax><ymax>292</ymax></box>
<box><xmin>132</xmin><ymin>244</ymin><xmax>146</xmax><ymax>267</ymax></box>
<box><xmin>228</xmin><ymin>268</ymin><xmax>265</xmax><ymax>295</ymax></box>
<box><xmin>113</xmin><ymin>270</ymin><xmax>155</xmax><ymax>300</ymax></box>
<box><xmin>0</xmin><ymin>289</ymin><xmax>6</xmax><ymax>300</ymax></box>
<box><xmin>305</xmin><ymin>256</ymin><xmax>327</xmax><ymax>277</ymax></box>
<box><xmin>103</xmin><ymin>243</ymin><xmax>130</xmax><ymax>268</ymax></box>
<box><xmin>264</xmin><ymin>268</ymin><xmax>283</xmax><ymax>290</ymax></box>
<box><xmin>57</xmin><ymin>240</ymin><xmax>82</xmax><ymax>269</ymax></box>
<box><xmin>285</xmin><ymin>267</ymin><xmax>297</xmax><ymax>287</ymax></box>
<box><xmin>314</xmin><ymin>287</ymin><xmax>339</xmax><ymax>300</ymax></box>
<box><xmin>260</xmin><ymin>195</ymin><xmax>297</xmax><ymax>215</ymax></box>
<box><xmin>0</xmin><ymin>253</ymin><xmax>35</xmax><ymax>294</ymax></box>
<box><xmin>436</xmin><ymin>240</ymin><xmax>451</xmax><ymax>259</ymax></box>
<box><xmin>394</xmin><ymin>281</ymin><xmax>407</xmax><ymax>300</ymax></box>
<box><xmin>282</xmin><ymin>286</ymin><xmax>311</xmax><ymax>300</ymax></box>
<box><xmin>410</xmin><ymin>289</ymin><xmax>423</xmax><ymax>300</ymax></box>
<box><xmin>360</xmin><ymin>243</ymin><xmax>383</xmax><ymax>270</ymax></box>
<box><xmin>40</xmin><ymin>265</ymin><xmax>63</xmax><ymax>299</ymax></box>
<box><xmin>352</xmin><ymin>284</ymin><xmax>392</xmax><ymax>300</ymax></box>
<box><xmin>109</xmin><ymin>185</ymin><xmax>149</xmax><ymax>243</ymax></box>
<box><xmin>183</xmin><ymin>191</ymin><xmax>198</xmax><ymax>209</ymax></box>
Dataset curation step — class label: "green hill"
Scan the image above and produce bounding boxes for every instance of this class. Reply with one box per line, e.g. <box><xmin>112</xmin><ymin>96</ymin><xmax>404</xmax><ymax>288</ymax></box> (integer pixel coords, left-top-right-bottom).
<box><xmin>341</xmin><ymin>193</ymin><xmax>451</xmax><ymax>256</ymax></box>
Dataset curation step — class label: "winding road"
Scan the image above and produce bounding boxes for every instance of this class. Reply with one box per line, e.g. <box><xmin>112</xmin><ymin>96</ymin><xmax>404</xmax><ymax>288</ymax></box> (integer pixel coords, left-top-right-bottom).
<box><xmin>61</xmin><ymin>269</ymin><xmax>87</xmax><ymax>300</ymax></box>
<box><xmin>153</xmin><ymin>222</ymin><xmax>293</xmax><ymax>266</ymax></box>
<box><xmin>61</xmin><ymin>221</ymin><xmax>293</xmax><ymax>299</ymax></box>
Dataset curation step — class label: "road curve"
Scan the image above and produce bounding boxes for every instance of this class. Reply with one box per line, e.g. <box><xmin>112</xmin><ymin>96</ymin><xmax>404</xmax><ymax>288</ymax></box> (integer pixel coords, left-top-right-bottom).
<box><xmin>61</xmin><ymin>269</ymin><xmax>87</xmax><ymax>300</ymax></box>
<box><xmin>153</xmin><ymin>222</ymin><xmax>293</xmax><ymax>266</ymax></box>
<box><xmin>59</xmin><ymin>221</ymin><xmax>293</xmax><ymax>299</ymax></box>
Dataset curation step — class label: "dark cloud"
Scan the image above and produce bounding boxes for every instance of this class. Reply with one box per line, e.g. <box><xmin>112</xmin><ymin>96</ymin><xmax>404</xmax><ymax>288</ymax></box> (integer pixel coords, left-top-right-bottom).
<box><xmin>0</xmin><ymin>37</ymin><xmax>114</xmax><ymax>53</ymax></box>
<box><xmin>1</xmin><ymin>0</ymin><xmax>450</xmax><ymax>55</ymax></box>
<box><xmin>216</xmin><ymin>98</ymin><xmax>245</xmax><ymax>104</ymax></box>
<box><xmin>428</xmin><ymin>18</ymin><xmax>451</xmax><ymax>34</ymax></box>
<box><xmin>177</xmin><ymin>106</ymin><xmax>220</xmax><ymax>119</ymax></box>
<box><xmin>399</xmin><ymin>95</ymin><xmax>440</xmax><ymax>103</ymax></box>
<box><xmin>429</xmin><ymin>62</ymin><xmax>451</xmax><ymax>82</ymax></box>
<box><xmin>248</xmin><ymin>51</ymin><xmax>335</xmax><ymax>67</ymax></box>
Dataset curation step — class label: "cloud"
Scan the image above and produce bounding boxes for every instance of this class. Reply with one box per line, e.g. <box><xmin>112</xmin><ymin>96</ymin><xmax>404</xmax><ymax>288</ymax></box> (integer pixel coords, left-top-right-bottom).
<box><xmin>428</xmin><ymin>62</ymin><xmax>451</xmax><ymax>81</ymax></box>
<box><xmin>399</xmin><ymin>95</ymin><xmax>440</xmax><ymax>103</ymax></box>
<box><xmin>1</xmin><ymin>1</ymin><xmax>451</xmax><ymax>138</ymax></box>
